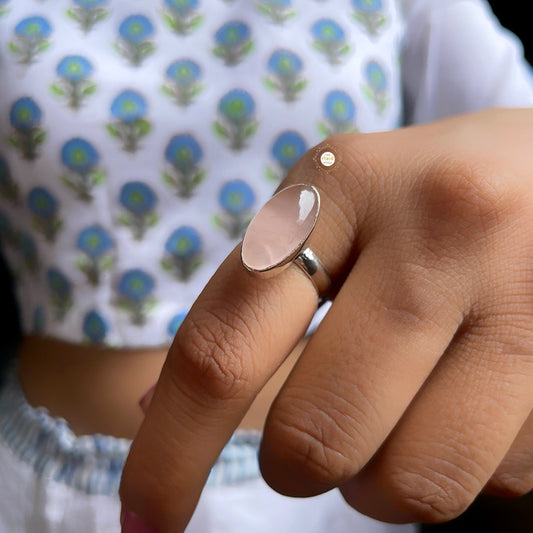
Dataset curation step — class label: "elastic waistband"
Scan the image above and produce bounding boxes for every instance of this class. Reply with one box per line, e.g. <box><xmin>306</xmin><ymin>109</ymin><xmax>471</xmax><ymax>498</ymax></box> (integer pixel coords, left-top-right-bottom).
<box><xmin>0</xmin><ymin>361</ymin><xmax>261</xmax><ymax>496</ymax></box>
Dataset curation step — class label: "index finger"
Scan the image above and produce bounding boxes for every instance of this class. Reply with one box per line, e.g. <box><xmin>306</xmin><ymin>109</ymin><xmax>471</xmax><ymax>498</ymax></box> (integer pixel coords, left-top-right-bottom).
<box><xmin>119</xmin><ymin>139</ymin><xmax>359</xmax><ymax>532</ymax></box>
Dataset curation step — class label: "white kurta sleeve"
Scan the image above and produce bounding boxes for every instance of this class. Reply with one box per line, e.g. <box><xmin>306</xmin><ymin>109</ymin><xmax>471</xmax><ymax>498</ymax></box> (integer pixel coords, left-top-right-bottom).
<box><xmin>400</xmin><ymin>0</ymin><xmax>533</xmax><ymax>125</ymax></box>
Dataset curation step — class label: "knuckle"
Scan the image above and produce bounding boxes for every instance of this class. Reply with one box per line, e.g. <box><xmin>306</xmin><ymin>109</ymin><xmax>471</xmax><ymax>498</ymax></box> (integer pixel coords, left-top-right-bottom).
<box><xmin>389</xmin><ymin>461</ymin><xmax>478</xmax><ymax>523</ymax></box>
<box><xmin>172</xmin><ymin>305</ymin><xmax>255</xmax><ymax>403</ymax></box>
<box><xmin>274</xmin><ymin>424</ymin><xmax>352</xmax><ymax>488</ymax></box>
<box><xmin>378</xmin><ymin>264</ymin><xmax>447</xmax><ymax>329</ymax></box>
<box><xmin>418</xmin><ymin>158</ymin><xmax>518</xmax><ymax>241</ymax></box>
<box><xmin>371</xmin><ymin>252</ymin><xmax>462</xmax><ymax>336</ymax></box>
<box><xmin>267</xmin><ymin>399</ymin><xmax>367</xmax><ymax>489</ymax></box>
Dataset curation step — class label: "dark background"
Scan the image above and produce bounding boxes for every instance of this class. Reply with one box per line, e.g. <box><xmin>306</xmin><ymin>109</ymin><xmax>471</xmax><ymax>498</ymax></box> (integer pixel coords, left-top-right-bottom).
<box><xmin>0</xmin><ymin>0</ymin><xmax>531</xmax><ymax>530</ymax></box>
<box><xmin>488</xmin><ymin>0</ymin><xmax>532</xmax><ymax>65</ymax></box>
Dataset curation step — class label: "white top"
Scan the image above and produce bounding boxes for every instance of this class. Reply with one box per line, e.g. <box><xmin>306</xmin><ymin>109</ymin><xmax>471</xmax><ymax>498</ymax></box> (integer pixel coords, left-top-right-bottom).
<box><xmin>0</xmin><ymin>0</ymin><xmax>531</xmax><ymax>347</ymax></box>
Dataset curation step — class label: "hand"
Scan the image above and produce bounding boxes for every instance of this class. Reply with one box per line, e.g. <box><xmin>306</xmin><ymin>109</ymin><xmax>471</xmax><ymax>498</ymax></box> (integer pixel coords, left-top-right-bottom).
<box><xmin>119</xmin><ymin>109</ymin><xmax>533</xmax><ymax>531</ymax></box>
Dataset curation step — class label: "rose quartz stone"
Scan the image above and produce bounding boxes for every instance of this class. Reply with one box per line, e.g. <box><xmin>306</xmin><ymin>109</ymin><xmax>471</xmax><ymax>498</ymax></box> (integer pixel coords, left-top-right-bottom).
<box><xmin>242</xmin><ymin>184</ymin><xmax>319</xmax><ymax>272</ymax></box>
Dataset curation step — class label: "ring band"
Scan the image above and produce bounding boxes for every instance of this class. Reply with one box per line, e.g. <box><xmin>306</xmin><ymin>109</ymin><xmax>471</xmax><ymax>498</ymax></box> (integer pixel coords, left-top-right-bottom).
<box><xmin>241</xmin><ymin>183</ymin><xmax>331</xmax><ymax>300</ymax></box>
<box><xmin>293</xmin><ymin>247</ymin><xmax>331</xmax><ymax>299</ymax></box>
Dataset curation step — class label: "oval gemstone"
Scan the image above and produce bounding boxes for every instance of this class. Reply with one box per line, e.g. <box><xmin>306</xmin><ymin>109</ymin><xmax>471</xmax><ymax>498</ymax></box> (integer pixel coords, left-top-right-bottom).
<box><xmin>241</xmin><ymin>183</ymin><xmax>319</xmax><ymax>272</ymax></box>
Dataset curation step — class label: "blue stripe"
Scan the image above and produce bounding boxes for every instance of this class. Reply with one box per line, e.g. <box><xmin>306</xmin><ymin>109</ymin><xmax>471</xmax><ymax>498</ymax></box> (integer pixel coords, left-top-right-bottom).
<box><xmin>0</xmin><ymin>361</ymin><xmax>261</xmax><ymax>495</ymax></box>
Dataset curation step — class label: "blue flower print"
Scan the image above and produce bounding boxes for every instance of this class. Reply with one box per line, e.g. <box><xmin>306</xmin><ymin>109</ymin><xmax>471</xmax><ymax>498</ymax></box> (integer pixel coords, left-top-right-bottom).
<box><xmin>0</xmin><ymin>216</ymin><xmax>40</xmax><ymax>279</ymax></box>
<box><xmin>213</xmin><ymin>180</ymin><xmax>255</xmax><ymax>239</ymax></box>
<box><xmin>75</xmin><ymin>1</ymin><xmax>107</xmax><ymax>8</ymax></box>
<box><xmin>116</xmin><ymin>15</ymin><xmax>155</xmax><ymax>66</ymax></box>
<box><xmin>118</xmin><ymin>269</ymin><xmax>154</xmax><ymax>301</ymax></box>
<box><xmin>57</xmin><ymin>55</ymin><xmax>92</xmax><ymax>82</ymax></box>
<box><xmin>213</xmin><ymin>21</ymin><xmax>253</xmax><ymax>66</ymax></box>
<box><xmin>19</xmin><ymin>231</ymin><xmax>40</xmax><ymax>275</ymax></box>
<box><xmin>162</xmin><ymin>0</ymin><xmax>203</xmax><ymax>35</ymax></box>
<box><xmin>167</xmin><ymin>310</ymin><xmax>187</xmax><ymax>337</ymax></box>
<box><xmin>352</xmin><ymin>0</ymin><xmax>386</xmax><ymax>36</ymax></box>
<box><xmin>162</xmin><ymin>59</ymin><xmax>203</xmax><ymax>107</ymax></box>
<box><xmin>27</xmin><ymin>187</ymin><xmax>62</xmax><ymax>242</ymax></box>
<box><xmin>8</xmin><ymin>97</ymin><xmax>46</xmax><ymax>160</ymax></box>
<box><xmin>0</xmin><ymin>155</ymin><xmax>20</xmax><ymax>204</ymax></box>
<box><xmin>365</xmin><ymin>60</ymin><xmax>387</xmax><ymax>91</ymax></box>
<box><xmin>117</xmin><ymin>269</ymin><xmax>156</xmax><ymax>325</ymax></box>
<box><xmin>9</xmin><ymin>16</ymin><xmax>52</xmax><ymax>64</ymax></box>
<box><xmin>0</xmin><ymin>213</ymin><xmax>40</xmax><ymax>277</ymax></box>
<box><xmin>214</xmin><ymin>89</ymin><xmax>258</xmax><ymax>151</ymax></box>
<box><xmin>118</xmin><ymin>181</ymin><xmax>159</xmax><ymax>240</ymax></box>
<box><xmin>61</xmin><ymin>138</ymin><xmax>98</xmax><ymax>175</ymax></box>
<box><xmin>0</xmin><ymin>216</ymin><xmax>39</xmax><ymax>276</ymax></box>
<box><xmin>60</xmin><ymin>138</ymin><xmax>105</xmax><ymax>201</ymax></box>
<box><xmin>9</xmin><ymin>97</ymin><xmax>41</xmax><ymax>131</ymax></box>
<box><xmin>362</xmin><ymin>60</ymin><xmax>388</xmax><ymax>113</ymax></box>
<box><xmin>161</xmin><ymin>226</ymin><xmax>203</xmax><ymax>281</ymax></box>
<box><xmin>77</xmin><ymin>225</ymin><xmax>113</xmax><ymax>258</ymax></box>
<box><xmin>47</xmin><ymin>268</ymin><xmax>73</xmax><ymax>321</ymax></box>
<box><xmin>15</xmin><ymin>16</ymin><xmax>52</xmax><ymax>39</ymax></box>
<box><xmin>67</xmin><ymin>0</ymin><xmax>109</xmax><ymax>33</ymax></box>
<box><xmin>266</xmin><ymin>131</ymin><xmax>307</xmax><ymax>181</ymax></box>
<box><xmin>51</xmin><ymin>56</ymin><xmax>96</xmax><ymax>110</ymax></box>
<box><xmin>219</xmin><ymin>180</ymin><xmax>255</xmax><ymax>217</ymax></box>
<box><xmin>76</xmin><ymin>225</ymin><xmax>115</xmax><ymax>285</ymax></box>
<box><xmin>83</xmin><ymin>310</ymin><xmax>108</xmax><ymax>343</ymax></box>
<box><xmin>256</xmin><ymin>0</ymin><xmax>295</xmax><ymax>24</ymax></box>
<box><xmin>311</xmin><ymin>19</ymin><xmax>350</xmax><ymax>65</ymax></box>
<box><xmin>163</xmin><ymin>134</ymin><xmax>205</xmax><ymax>198</ymax></box>
<box><xmin>164</xmin><ymin>0</ymin><xmax>199</xmax><ymax>15</ymax></box>
<box><xmin>0</xmin><ymin>215</ymin><xmax>39</xmax><ymax>275</ymax></box>
<box><xmin>319</xmin><ymin>90</ymin><xmax>357</xmax><ymax>137</ymax></box>
<box><xmin>353</xmin><ymin>0</ymin><xmax>383</xmax><ymax>12</ymax></box>
<box><xmin>111</xmin><ymin>90</ymin><xmax>147</xmax><ymax>122</ymax></box>
<box><xmin>264</xmin><ymin>49</ymin><xmax>306</xmax><ymax>102</ymax></box>
<box><xmin>108</xmin><ymin>90</ymin><xmax>151</xmax><ymax>153</ymax></box>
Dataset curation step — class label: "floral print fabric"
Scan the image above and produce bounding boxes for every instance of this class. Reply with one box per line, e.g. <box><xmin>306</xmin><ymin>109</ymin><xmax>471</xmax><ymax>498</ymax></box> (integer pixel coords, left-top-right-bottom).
<box><xmin>0</xmin><ymin>0</ymin><xmax>403</xmax><ymax>346</ymax></box>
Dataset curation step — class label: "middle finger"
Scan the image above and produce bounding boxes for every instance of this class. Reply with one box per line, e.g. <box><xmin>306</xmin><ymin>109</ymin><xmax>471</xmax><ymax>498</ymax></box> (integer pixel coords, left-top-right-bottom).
<box><xmin>260</xmin><ymin>236</ymin><xmax>465</xmax><ymax>496</ymax></box>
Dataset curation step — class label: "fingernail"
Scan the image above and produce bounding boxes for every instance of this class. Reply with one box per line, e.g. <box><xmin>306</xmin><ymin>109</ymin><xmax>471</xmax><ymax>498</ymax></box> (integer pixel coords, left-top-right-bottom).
<box><xmin>138</xmin><ymin>383</ymin><xmax>156</xmax><ymax>414</ymax></box>
<box><xmin>121</xmin><ymin>507</ymin><xmax>157</xmax><ymax>533</ymax></box>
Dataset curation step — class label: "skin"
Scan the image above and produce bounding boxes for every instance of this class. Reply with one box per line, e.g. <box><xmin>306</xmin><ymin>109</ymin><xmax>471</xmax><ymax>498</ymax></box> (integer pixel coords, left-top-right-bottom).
<box><xmin>119</xmin><ymin>108</ymin><xmax>533</xmax><ymax>531</ymax></box>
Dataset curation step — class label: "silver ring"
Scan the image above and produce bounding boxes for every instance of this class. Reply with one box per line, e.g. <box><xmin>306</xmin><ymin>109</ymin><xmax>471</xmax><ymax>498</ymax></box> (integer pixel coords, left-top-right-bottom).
<box><xmin>240</xmin><ymin>183</ymin><xmax>331</xmax><ymax>301</ymax></box>
<box><xmin>293</xmin><ymin>247</ymin><xmax>331</xmax><ymax>299</ymax></box>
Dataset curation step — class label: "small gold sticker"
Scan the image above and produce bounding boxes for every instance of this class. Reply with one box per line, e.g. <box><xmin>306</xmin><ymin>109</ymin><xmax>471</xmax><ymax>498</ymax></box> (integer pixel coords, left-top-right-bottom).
<box><xmin>313</xmin><ymin>144</ymin><xmax>341</xmax><ymax>172</ymax></box>
<box><xmin>320</xmin><ymin>151</ymin><xmax>335</xmax><ymax>167</ymax></box>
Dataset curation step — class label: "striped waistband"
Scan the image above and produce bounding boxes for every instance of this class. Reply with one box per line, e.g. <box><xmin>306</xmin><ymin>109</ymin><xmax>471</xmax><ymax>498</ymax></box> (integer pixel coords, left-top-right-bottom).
<box><xmin>0</xmin><ymin>361</ymin><xmax>261</xmax><ymax>496</ymax></box>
